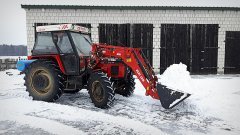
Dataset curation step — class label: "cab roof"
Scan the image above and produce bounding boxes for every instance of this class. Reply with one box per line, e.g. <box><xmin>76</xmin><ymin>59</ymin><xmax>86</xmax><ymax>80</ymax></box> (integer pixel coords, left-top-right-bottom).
<box><xmin>36</xmin><ymin>24</ymin><xmax>90</xmax><ymax>34</ymax></box>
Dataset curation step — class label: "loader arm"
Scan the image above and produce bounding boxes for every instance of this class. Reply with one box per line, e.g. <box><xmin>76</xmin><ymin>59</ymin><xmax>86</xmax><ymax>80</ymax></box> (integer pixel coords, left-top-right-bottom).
<box><xmin>119</xmin><ymin>48</ymin><xmax>160</xmax><ymax>99</ymax></box>
<box><xmin>91</xmin><ymin>44</ymin><xmax>191</xmax><ymax>109</ymax></box>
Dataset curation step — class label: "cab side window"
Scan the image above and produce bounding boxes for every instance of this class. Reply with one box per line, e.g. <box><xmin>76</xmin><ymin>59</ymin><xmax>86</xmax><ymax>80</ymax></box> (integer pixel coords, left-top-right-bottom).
<box><xmin>33</xmin><ymin>32</ymin><xmax>58</xmax><ymax>54</ymax></box>
<box><xmin>53</xmin><ymin>32</ymin><xmax>74</xmax><ymax>53</ymax></box>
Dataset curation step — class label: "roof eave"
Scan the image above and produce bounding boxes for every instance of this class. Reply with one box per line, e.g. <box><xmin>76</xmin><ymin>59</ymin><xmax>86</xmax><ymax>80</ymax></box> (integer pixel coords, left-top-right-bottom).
<box><xmin>21</xmin><ymin>4</ymin><xmax>240</xmax><ymax>11</ymax></box>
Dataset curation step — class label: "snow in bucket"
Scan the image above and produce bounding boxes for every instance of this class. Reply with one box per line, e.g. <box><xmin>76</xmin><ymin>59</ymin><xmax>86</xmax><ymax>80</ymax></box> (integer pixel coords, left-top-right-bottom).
<box><xmin>158</xmin><ymin>63</ymin><xmax>194</xmax><ymax>94</ymax></box>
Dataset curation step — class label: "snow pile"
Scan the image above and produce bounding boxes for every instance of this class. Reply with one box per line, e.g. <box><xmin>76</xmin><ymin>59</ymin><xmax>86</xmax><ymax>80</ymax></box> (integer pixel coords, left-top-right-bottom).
<box><xmin>159</xmin><ymin>63</ymin><xmax>194</xmax><ymax>94</ymax></box>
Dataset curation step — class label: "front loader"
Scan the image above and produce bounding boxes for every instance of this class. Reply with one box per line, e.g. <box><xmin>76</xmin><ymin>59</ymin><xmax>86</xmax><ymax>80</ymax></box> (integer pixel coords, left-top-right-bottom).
<box><xmin>17</xmin><ymin>24</ymin><xmax>190</xmax><ymax>109</ymax></box>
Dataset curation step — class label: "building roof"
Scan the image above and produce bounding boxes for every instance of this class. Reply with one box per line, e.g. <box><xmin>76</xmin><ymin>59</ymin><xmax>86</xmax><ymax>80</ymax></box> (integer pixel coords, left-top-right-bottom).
<box><xmin>21</xmin><ymin>5</ymin><xmax>240</xmax><ymax>11</ymax></box>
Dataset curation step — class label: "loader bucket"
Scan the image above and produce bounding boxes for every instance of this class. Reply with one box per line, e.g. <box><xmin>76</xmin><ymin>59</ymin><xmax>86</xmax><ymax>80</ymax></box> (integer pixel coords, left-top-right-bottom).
<box><xmin>157</xmin><ymin>83</ymin><xmax>191</xmax><ymax>109</ymax></box>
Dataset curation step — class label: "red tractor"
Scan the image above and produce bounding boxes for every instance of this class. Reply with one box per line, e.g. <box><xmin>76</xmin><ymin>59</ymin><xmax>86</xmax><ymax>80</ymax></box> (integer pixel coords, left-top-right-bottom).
<box><xmin>17</xmin><ymin>24</ymin><xmax>190</xmax><ymax>109</ymax></box>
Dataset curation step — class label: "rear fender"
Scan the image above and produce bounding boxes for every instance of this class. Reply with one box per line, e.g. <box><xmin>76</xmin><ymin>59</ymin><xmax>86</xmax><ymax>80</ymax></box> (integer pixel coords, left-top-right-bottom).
<box><xmin>28</xmin><ymin>55</ymin><xmax>66</xmax><ymax>74</ymax></box>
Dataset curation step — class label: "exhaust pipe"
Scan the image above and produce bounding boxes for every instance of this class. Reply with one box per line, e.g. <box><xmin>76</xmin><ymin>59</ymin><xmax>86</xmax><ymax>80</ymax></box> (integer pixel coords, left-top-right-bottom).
<box><xmin>156</xmin><ymin>83</ymin><xmax>191</xmax><ymax>109</ymax></box>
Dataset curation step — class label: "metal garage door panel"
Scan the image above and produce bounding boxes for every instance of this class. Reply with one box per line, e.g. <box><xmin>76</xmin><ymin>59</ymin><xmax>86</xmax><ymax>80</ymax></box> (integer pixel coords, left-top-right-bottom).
<box><xmin>160</xmin><ymin>24</ymin><xmax>190</xmax><ymax>74</ymax></box>
<box><xmin>99</xmin><ymin>23</ymin><xmax>153</xmax><ymax>66</ymax></box>
<box><xmin>132</xmin><ymin>24</ymin><xmax>153</xmax><ymax>66</ymax></box>
<box><xmin>99</xmin><ymin>24</ymin><xmax>130</xmax><ymax>46</ymax></box>
<box><xmin>224</xmin><ymin>31</ymin><xmax>240</xmax><ymax>74</ymax></box>
<box><xmin>160</xmin><ymin>24</ymin><xmax>218</xmax><ymax>74</ymax></box>
<box><xmin>191</xmin><ymin>24</ymin><xmax>219</xmax><ymax>74</ymax></box>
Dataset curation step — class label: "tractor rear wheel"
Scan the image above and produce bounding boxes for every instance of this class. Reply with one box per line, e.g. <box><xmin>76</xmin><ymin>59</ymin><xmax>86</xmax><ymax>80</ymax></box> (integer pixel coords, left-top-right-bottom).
<box><xmin>87</xmin><ymin>72</ymin><xmax>115</xmax><ymax>108</ymax></box>
<box><xmin>24</xmin><ymin>60</ymin><xmax>64</xmax><ymax>102</ymax></box>
<box><xmin>114</xmin><ymin>73</ymin><xmax>135</xmax><ymax>97</ymax></box>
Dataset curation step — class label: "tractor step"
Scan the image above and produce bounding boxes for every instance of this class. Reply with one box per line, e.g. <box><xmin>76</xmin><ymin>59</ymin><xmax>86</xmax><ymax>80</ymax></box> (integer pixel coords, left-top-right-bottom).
<box><xmin>156</xmin><ymin>83</ymin><xmax>191</xmax><ymax>109</ymax></box>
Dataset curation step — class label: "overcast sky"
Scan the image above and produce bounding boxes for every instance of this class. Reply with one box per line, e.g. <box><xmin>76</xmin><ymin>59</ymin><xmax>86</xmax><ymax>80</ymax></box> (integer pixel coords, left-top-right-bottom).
<box><xmin>0</xmin><ymin>0</ymin><xmax>240</xmax><ymax>45</ymax></box>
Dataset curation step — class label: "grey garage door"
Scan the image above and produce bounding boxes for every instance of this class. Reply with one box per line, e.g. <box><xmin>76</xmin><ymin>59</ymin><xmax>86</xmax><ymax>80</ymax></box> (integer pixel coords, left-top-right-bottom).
<box><xmin>160</xmin><ymin>24</ymin><xmax>219</xmax><ymax>74</ymax></box>
<box><xmin>224</xmin><ymin>31</ymin><xmax>240</xmax><ymax>74</ymax></box>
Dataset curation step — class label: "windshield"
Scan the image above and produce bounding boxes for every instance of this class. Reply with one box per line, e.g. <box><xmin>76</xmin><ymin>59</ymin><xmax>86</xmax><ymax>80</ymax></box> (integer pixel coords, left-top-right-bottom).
<box><xmin>70</xmin><ymin>32</ymin><xmax>92</xmax><ymax>56</ymax></box>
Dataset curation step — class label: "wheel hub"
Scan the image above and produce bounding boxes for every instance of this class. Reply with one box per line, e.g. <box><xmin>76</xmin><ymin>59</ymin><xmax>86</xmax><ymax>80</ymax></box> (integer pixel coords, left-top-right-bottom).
<box><xmin>92</xmin><ymin>81</ymin><xmax>104</xmax><ymax>102</ymax></box>
<box><xmin>32</xmin><ymin>70</ymin><xmax>51</xmax><ymax>94</ymax></box>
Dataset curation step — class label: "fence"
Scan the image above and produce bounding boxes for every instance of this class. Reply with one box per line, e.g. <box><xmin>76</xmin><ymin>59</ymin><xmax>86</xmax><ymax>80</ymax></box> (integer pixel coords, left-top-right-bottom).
<box><xmin>0</xmin><ymin>57</ymin><xmax>27</xmax><ymax>71</ymax></box>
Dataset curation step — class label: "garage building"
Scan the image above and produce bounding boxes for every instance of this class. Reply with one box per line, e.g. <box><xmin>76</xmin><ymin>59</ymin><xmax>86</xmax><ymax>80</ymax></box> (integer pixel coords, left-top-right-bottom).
<box><xmin>21</xmin><ymin>5</ymin><xmax>240</xmax><ymax>74</ymax></box>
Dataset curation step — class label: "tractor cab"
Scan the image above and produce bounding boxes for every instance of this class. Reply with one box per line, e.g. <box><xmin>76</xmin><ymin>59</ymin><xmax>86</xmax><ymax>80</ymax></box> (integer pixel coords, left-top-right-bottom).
<box><xmin>32</xmin><ymin>24</ymin><xmax>92</xmax><ymax>75</ymax></box>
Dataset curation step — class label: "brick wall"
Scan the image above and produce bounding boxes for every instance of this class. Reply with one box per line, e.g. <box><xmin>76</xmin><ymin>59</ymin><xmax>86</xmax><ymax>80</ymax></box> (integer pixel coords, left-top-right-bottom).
<box><xmin>24</xmin><ymin>8</ymin><xmax>240</xmax><ymax>74</ymax></box>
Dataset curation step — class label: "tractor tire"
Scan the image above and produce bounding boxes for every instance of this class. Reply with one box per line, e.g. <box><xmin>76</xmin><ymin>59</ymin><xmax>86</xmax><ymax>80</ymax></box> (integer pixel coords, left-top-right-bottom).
<box><xmin>24</xmin><ymin>60</ymin><xmax>64</xmax><ymax>102</ymax></box>
<box><xmin>87</xmin><ymin>72</ymin><xmax>115</xmax><ymax>109</ymax></box>
<box><xmin>114</xmin><ymin>73</ymin><xmax>135</xmax><ymax>97</ymax></box>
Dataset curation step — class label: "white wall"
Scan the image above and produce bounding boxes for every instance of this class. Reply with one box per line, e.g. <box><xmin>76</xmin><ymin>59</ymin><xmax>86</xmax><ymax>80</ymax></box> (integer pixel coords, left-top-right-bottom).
<box><xmin>24</xmin><ymin>8</ymin><xmax>240</xmax><ymax>73</ymax></box>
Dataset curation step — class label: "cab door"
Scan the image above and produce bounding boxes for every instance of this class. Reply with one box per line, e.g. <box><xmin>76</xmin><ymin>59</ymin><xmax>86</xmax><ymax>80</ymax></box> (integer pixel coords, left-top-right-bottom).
<box><xmin>53</xmin><ymin>31</ymin><xmax>79</xmax><ymax>75</ymax></box>
<box><xmin>60</xmin><ymin>54</ymin><xmax>79</xmax><ymax>75</ymax></box>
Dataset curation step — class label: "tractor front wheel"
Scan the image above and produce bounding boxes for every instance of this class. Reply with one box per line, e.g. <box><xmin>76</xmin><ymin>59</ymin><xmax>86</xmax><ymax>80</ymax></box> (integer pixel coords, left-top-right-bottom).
<box><xmin>24</xmin><ymin>60</ymin><xmax>64</xmax><ymax>102</ymax></box>
<box><xmin>87</xmin><ymin>72</ymin><xmax>115</xmax><ymax>108</ymax></box>
<box><xmin>114</xmin><ymin>73</ymin><xmax>135</xmax><ymax>97</ymax></box>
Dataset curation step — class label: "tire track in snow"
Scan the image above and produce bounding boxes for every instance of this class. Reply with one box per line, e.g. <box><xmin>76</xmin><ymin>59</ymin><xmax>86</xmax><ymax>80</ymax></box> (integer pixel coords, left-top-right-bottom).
<box><xmin>0</xmin><ymin>114</ymin><xmax>85</xmax><ymax>135</ymax></box>
<box><xmin>0</xmin><ymin>120</ymin><xmax>52</xmax><ymax>135</ymax></box>
<box><xmin>30</xmin><ymin>103</ymin><xmax>165</xmax><ymax>135</ymax></box>
<box><xmin>0</xmin><ymin>98</ymin><xmax>85</xmax><ymax>135</ymax></box>
<box><xmin>58</xmin><ymin>91</ymin><xmax>226</xmax><ymax>134</ymax></box>
<box><xmin>0</xmin><ymin>97</ymin><xmax>164</xmax><ymax>135</ymax></box>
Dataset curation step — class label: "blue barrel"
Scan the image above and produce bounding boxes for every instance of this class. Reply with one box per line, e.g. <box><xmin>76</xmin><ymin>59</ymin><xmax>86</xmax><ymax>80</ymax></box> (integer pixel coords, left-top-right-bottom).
<box><xmin>16</xmin><ymin>60</ymin><xmax>36</xmax><ymax>72</ymax></box>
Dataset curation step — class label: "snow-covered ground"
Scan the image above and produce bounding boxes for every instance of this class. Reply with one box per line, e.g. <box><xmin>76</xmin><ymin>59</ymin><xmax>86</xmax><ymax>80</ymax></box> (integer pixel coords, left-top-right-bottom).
<box><xmin>0</xmin><ymin>56</ymin><xmax>27</xmax><ymax>59</ymax></box>
<box><xmin>0</xmin><ymin>68</ymin><xmax>240</xmax><ymax>135</ymax></box>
